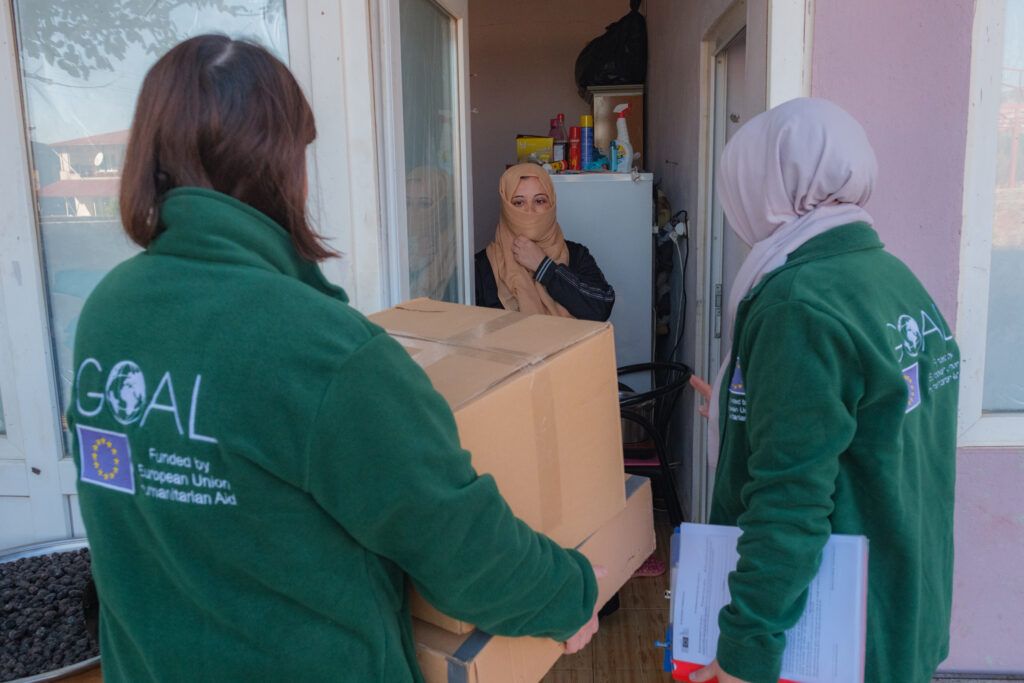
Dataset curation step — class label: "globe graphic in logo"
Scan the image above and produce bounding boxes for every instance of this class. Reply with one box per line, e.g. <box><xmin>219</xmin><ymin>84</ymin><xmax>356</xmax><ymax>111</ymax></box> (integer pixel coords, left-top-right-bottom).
<box><xmin>897</xmin><ymin>315</ymin><xmax>925</xmax><ymax>358</ymax></box>
<box><xmin>105</xmin><ymin>361</ymin><xmax>147</xmax><ymax>425</ymax></box>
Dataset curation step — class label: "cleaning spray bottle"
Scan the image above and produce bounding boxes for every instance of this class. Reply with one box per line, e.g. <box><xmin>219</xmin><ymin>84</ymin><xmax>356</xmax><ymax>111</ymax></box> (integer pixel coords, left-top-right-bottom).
<box><xmin>610</xmin><ymin>103</ymin><xmax>634</xmax><ymax>173</ymax></box>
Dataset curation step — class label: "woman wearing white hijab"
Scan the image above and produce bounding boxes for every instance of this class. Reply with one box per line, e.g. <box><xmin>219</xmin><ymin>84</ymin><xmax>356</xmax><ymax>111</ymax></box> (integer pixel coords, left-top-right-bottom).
<box><xmin>689</xmin><ymin>99</ymin><xmax>958</xmax><ymax>683</ymax></box>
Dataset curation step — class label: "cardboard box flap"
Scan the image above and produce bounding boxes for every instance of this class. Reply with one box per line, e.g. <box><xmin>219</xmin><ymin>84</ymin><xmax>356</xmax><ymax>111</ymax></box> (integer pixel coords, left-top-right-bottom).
<box><xmin>372</xmin><ymin>298</ymin><xmax>609</xmax><ymax>361</ymax></box>
<box><xmin>395</xmin><ymin>337</ymin><xmax>531</xmax><ymax>410</ymax></box>
<box><xmin>373</xmin><ymin>299</ymin><xmax>613</xmax><ymax>412</ymax></box>
<box><xmin>374</xmin><ymin>299</ymin><xmax>512</xmax><ymax>341</ymax></box>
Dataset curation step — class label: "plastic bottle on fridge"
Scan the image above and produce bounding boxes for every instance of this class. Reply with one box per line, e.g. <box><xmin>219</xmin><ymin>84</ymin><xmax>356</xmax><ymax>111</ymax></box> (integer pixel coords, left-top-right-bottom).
<box><xmin>568</xmin><ymin>126</ymin><xmax>582</xmax><ymax>171</ymax></box>
<box><xmin>555</xmin><ymin>113</ymin><xmax>569</xmax><ymax>162</ymax></box>
<box><xmin>580</xmin><ymin>114</ymin><xmax>595</xmax><ymax>167</ymax></box>
<box><xmin>611</xmin><ymin>103</ymin><xmax>635</xmax><ymax>172</ymax></box>
<box><xmin>548</xmin><ymin>117</ymin><xmax>566</xmax><ymax>162</ymax></box>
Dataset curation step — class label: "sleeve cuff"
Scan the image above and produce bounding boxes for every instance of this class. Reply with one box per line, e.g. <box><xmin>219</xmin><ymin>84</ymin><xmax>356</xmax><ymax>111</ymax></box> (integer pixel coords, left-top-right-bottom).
<box><xmin>550</xmin><ymin>548</ymin><xmax>599</xmax><ymax>642</ymax></box>
<box><xmin>534</xmin><ymin>257</ymin><xmax>555</xmax><ymax>283</ymax></box>
<box><xmin>715</xmin><ymin>631</ymin><xmax>784</xmax><ymax>683</ymax></box>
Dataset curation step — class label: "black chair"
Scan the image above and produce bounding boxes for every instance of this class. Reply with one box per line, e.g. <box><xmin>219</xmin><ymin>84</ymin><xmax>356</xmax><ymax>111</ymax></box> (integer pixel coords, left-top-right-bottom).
<box><xmin>617</xmin><ymin>361</ymin><xmax>691</xmax><ymax>526</ymax></box>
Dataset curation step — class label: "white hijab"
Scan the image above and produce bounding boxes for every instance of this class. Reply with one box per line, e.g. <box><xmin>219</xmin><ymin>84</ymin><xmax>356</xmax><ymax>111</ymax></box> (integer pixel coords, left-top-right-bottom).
<box><xmin>707</xmin><ymin>98</ymin><xmax>878</xmax><ymax>468</ymax></box>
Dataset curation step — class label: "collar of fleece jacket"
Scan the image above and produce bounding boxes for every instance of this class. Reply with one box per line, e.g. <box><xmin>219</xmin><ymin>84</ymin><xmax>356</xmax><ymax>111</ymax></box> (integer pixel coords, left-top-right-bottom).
<box><xmin>151</xmin><ymin>187</ymin><xmax>347</xmax><ymax>303</ymax></box>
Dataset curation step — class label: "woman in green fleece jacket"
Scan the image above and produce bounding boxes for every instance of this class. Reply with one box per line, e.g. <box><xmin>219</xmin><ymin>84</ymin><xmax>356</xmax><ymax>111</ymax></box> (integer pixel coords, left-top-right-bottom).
<box><xmin>689</xmin><ymin>99</ymin><xmax>959</xmax><ymax>683</ymax></box>
<box><xmin>67</xmin><ymin>35</ymin><xmax>599</xmax><ymax>682</ymax></box>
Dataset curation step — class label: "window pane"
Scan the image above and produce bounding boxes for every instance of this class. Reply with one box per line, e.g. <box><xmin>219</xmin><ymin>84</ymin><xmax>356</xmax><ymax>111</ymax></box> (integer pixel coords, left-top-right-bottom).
<box><xmin>13</xmin><ymin>1</ymin><xmax>288</xmax><ymax>429</ymax></box>
<box><xmin>400</xmin><ymin>0</ymin><xmax>464</xmax><ymax>302</ymax></box>
<box><xmin>983</xmin><ymin>0</ymin><xmax>1024</xmax><ymax>412</ymax></box>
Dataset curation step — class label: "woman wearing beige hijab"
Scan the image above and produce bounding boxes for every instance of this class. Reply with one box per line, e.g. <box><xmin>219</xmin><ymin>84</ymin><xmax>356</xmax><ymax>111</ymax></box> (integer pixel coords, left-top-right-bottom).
<box><xmin>475</xmin><ymin>163</ymin><xmax>614</xmax><ymax>321</ymax></box>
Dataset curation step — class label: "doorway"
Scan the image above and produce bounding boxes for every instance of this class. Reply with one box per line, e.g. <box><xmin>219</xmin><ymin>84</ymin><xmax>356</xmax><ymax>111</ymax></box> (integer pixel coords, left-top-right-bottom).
<box><xmin>687</xmin><ymin>0</ymin><xmax>813</xmax><ymax>522</ymax></box>
<box><xmin>708</xmin><ymin>30</ymin><xmax>751</xmax><ymax>387</ymax></box>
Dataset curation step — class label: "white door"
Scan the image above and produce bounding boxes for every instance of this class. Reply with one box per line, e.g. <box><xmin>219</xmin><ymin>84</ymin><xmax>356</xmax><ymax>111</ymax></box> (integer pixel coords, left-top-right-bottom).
<box><xmin>377</xmin><ymin>0</ymin><xmax>473</xmax><ymax>306</ymax></box>
<box><xmin>690</xmin><ymin>0</ymin><xmax>812</xmax><ymax>522</ymax></box>
<box><xmin>707</xmin><ymin>31</ymin><xmax>753</xmax><ymax>383</ymax></box>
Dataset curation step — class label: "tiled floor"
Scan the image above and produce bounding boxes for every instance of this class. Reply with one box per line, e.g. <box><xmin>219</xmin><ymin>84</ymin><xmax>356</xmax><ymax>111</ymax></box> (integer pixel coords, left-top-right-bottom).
<box><xmin>542</xmin><ymin>511</ymin><xmax>676</xmax><ymax>683</ymax></box>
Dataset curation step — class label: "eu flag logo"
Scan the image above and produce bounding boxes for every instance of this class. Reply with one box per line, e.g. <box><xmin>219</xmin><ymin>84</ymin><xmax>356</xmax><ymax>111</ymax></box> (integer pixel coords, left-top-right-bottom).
<box><xmin>728</xmin><ymin>360</ymin><xmax>746</xmax><ymax>396</ymax></box>
<box><xmin>902</xmin><ymin>363</ymin><xmax>922</xmax><ymax>414</ymax></box>
<box><xmin>77</xmin><ymin>425</ymin><xmax>135</xmax><ymax>494</ymax></box>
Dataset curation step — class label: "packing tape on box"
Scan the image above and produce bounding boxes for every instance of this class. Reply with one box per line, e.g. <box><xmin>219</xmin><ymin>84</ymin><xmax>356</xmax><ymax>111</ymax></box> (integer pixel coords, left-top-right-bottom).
<box><xmin>530</xmin><ymin>368</ymin><xmax>563</xmax><ymax>533</ymax></box>
<box><xmin>387</xmin><ymin>306</ymin><xmax>565</xmax><ymax>532</ymax></box>
<box><xmin>396</xmin><ymin>337</ymin><xmax>527</xmax><ymax>373</ymax></box>
<box><xmin>389</xmin><ymin>307</ymin><xmax>547</xmax><ymax>365</ymax></box>
<box><xmin>446</xmin><ymin>630</ymin><xmax>492</xmax><ymax>683</ymax></box>
<box><xmin>399</xmin><ymin>334</ymin><xmax>563</xmax><ymax>531</ymax></box>
<box><xmin>446</xmin><ymin>310</ymin><xmax>529</xmax><ymax>348</ymax></box>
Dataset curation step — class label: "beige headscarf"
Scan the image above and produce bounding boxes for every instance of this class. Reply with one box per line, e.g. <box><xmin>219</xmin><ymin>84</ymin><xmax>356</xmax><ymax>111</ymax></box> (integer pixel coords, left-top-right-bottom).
<box><xmin>485</xmin><ymin>163</ymin><xmax>573</xmax><ymax>317</ymax></box>
<box><xmin>708</xmin><ymin>97</ymin><xmax>878</xmax><ymax>468</ymax></box>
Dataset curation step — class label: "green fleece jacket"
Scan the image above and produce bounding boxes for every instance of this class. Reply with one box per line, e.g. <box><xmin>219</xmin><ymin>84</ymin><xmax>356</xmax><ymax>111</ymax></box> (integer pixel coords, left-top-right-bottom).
<box><xmin>67</xmin><ymin>188</ymin><xmax>597</xmax><ymax>682</ymax></box>
<box><xmin>711</xmin><ymin>223</ymin><xmax>958</xmax><ymax>683</ymax></box>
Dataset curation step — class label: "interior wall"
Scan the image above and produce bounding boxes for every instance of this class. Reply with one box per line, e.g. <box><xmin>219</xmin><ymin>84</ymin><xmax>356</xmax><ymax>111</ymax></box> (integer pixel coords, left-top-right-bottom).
<box><xmin>467</xmin><ymin>0</ymin><xmax>636</xmax><ymax>253</ymax></box>
<box><xmin>645</xmin><ymin>0</ymin><xmax>741</xmax><ymax>518</ymax></box>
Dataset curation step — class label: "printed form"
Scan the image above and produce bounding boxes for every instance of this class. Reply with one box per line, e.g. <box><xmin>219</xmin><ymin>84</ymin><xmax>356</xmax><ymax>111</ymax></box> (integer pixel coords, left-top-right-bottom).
<box><xmin>670</xmin><ymin>523</ymin><xmax>868</xmax><ymax>683</ymax></box>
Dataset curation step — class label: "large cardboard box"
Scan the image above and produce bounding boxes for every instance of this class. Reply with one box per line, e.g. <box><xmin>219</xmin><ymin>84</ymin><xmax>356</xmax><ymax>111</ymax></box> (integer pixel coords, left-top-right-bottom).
<box><xmin>369</xmin><ymin>299</ymin><xmax>626</xmax><ymax>549</ymax></box>
<box><xmin>414</xmin><ymin>475</ymin><xmax>655</xmax><ymax>683</ymax></box>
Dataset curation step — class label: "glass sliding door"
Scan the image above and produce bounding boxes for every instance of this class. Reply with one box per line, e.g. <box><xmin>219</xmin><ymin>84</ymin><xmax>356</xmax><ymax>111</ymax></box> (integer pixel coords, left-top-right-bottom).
<box><xmin>387</xmin><ymin>0</ymin><xmax>468</xmax><ymax>303</ymax></box>
<box><xmin>11</xmin><ymin>1</ymin><xmax>289</xmax><ymax>442</ymax></box>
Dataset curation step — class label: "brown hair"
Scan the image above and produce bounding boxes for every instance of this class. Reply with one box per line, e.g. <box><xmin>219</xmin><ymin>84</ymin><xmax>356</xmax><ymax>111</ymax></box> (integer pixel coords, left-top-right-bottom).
<box><xmin>120</xmin><ymin>34</ymin><xmax>335</xmax><ymax>261</ymax></box>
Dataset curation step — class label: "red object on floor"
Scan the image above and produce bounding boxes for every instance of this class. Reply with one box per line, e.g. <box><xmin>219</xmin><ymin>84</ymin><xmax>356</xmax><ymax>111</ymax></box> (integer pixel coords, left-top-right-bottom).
<box><xmin>671</xmin><ymin>660</ymin><xmax>798</xmax><ymax>682</ymax></box>
<box><xmin>631</xmin><ymin>553</ymin><xmax>666</xmax><ymax>577</ymax></box>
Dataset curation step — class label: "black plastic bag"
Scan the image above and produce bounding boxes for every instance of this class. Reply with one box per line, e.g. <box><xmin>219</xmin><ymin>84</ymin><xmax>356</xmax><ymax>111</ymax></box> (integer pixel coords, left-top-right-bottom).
<box><xmin>574</xmin><ymin>0</ymin><xmax>647</xmax><ymax>99</ymax></box>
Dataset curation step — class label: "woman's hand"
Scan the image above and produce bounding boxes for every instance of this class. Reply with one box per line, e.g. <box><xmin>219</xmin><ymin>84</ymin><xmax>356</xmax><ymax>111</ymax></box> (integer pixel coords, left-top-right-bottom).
<box><xmin>690</xmin><ymin>375</ymin><xmax>712</xmax><ymax>418</ymax></box>
<box><xmin>512</xmin><ymin>236</ymin><xmax>546</xmax><ymax>272</ymax></box>
<box><xmin>689</xmin><ymin>659</ymin><xmax>750</xmax><ymax>683</ymax></box>
<box><xmin>563</xmin><ymin>613</ymin><xmax>599</xmax><ymax>654</ymax></box>
<box><xmin>563</xmin><ymin>565</ymin><xmax>607</xmax><ymax>654</ymax></box>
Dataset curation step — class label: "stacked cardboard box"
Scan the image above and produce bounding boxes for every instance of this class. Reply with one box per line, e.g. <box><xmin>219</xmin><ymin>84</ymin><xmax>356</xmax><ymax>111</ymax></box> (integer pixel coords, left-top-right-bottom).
<box><xmin>414</xmin><ymin>476</ymin><xmax>655</xmax><ymax>683</ymax></box>
<box><xmin>369</xmin><ymin>300</ymin><xmax>657</xmax><ymax>683</ymax></box>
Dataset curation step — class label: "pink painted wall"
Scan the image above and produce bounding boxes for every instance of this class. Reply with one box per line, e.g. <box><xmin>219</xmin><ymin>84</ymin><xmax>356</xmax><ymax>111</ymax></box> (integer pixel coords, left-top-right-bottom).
<box><xmin>813</xmin><ymin>0</ymin><xmax>1024</xmax><ymax>673</ymax></box>
<box><xmin>811</xmin><ymin>0</ymin><xmax>973</xmax><ymax>322</ymax></box>
<box><xmin>467</xmin><ymin>0</ymin><xmax>634</xmax><ymax>251</ymax></box>
<box><xmin>948</xmin><ymin>449</ymin><xmax>1024</xmax><ymax>672</ymax></box>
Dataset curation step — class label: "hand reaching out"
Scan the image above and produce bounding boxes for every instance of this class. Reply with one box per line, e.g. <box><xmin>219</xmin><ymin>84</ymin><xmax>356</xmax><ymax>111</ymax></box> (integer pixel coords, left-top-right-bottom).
<box><xmin>690</xmin><ymin>375</ymin><xmax>712</xmax><ymax>418</ymax></box>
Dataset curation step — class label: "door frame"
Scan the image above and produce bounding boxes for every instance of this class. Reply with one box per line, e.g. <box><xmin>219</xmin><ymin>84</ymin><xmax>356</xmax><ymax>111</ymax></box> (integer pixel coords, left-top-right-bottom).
<box><xmin>373</xmin><ymin>0</ymin><xmax>474</xmax><ymax>307</ymax></box>
<box><xmin>289</xmin><ymin>0</ymin><xmax>389</xmax><ymax>315</ymax></box>
<box><xmin>690</xmin><ymin>0</ymin><xmax>814</xmax><ymax>522</ymax></box>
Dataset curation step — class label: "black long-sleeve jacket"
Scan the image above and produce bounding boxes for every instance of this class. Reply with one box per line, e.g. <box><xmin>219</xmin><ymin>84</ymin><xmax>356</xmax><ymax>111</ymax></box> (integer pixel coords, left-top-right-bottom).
<box><xmin>474</xmin><ymin>241</ymin><xmax>615</xmax><ymax>322</ymax></box>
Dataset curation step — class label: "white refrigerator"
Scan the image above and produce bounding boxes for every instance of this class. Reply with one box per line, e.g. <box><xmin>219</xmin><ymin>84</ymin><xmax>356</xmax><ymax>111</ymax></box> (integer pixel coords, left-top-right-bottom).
<box><xmin>551</xmin><ymin>173</ymin><xmax>654</xmax><ymax>382</ymax></box>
